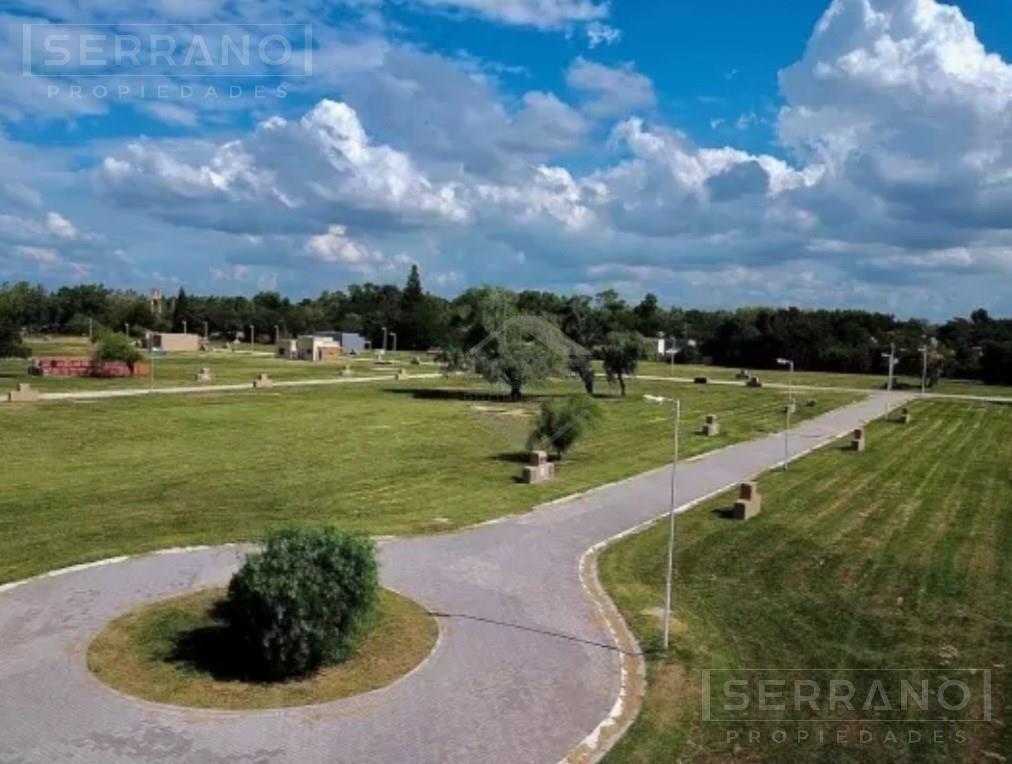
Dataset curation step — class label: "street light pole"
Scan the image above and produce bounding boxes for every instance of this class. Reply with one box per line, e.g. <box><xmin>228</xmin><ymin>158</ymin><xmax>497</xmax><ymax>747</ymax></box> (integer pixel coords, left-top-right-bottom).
<box><xmin>203</xmin><ymin>321</ymin><xmax>209</xmax><ymax>340</ymax></box>
<box><xmin>919</xmin><ymin>344</ymin><xmax>928</xmax><ymax>396</ymax></box>
<box><xmin>882</xmin><ymin>343</ymin><xmax>899</xmax><ymax>416</ymax></box>
<box><xmin>777</xmin><ymin>358</ymin><xmax>794</xmax><ymax>470</ymax></box>
<box><xmin>182</xmin><ymin>320</ymin><xmax>187</xmax><ymax>335</ymax></box>
<box><xmin>381</xmin><ymin>326</ymin><xmax>388</xmax><ymax>355</ymax></box>
<box><xmin>644</xmin><ymin>393</ymin><xmax>681</xmax><ymax>651</ymax></box>
<box><xmin>391</xmin><ymin>332</ymin><xmax>398</xmax><ymax>353</ymax></box>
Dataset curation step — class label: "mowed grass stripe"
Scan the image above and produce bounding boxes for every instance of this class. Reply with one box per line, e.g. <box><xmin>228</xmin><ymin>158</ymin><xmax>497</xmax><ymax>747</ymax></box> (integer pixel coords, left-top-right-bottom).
<box><xmin>600</xmin><ymin>399</ymin><xmax>1011</xmax><ymax>764</ymax></box>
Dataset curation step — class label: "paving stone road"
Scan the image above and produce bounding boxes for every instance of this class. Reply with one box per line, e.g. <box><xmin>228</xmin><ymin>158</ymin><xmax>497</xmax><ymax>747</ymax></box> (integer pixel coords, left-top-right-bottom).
<box><xmin>0</xmin><ymin>392</ymin><xmax>909</xmax><ymax>764</ymax></box>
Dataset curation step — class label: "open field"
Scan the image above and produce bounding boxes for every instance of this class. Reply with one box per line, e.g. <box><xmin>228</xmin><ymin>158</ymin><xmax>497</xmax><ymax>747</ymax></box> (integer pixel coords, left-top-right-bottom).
<box><xmin>0</xmin><ymin>336</ymin><xmax>433</xmax><ymax>393</ymax></box>
<box><xmin>0</xmin><ymin>376</ymin><xmax>857</xmax><ymax>583</ymax></box>
<box><xmin>636</xmin><ymin>360</ymin><xmax>1012</xmax><ymax>398</ymax></box>
<box><xmin>87</xmin><ymin>587</ymin><xmax>437</xmax><ymax>710</ymax></box>
<box><xmin>600</xmin><ymin>399</ymin><xmax>1012</xmax><ymax>763</ymax></box>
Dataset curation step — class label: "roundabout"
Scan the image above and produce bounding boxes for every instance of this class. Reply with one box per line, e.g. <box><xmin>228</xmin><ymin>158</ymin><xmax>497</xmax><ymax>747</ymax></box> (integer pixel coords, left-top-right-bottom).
<box><xmin>87</xmin><ymin>587</ymin><xmax>438</xmax><ymax>711</ymax></box>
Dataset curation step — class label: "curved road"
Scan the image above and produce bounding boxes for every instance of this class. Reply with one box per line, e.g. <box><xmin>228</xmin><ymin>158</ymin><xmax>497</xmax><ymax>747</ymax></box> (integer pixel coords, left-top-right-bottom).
<box><xmin>0</xmin><ymin>392</ymin><xmax>906</xmax><ymax>764</ymax></box>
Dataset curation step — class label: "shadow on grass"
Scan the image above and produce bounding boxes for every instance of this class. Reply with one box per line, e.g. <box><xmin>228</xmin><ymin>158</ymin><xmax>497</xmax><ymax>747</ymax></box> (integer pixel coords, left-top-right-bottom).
<box><xmin>710</xmin><ymin>506</ymin><xmax>739</xmax><ymax>521</ymax></box>
<box><xmin>164</xmin><ymin>601</ymin><xmax>259</xmax><ymax>682</ymax></box>
<box><xmin>381</xmin><ymin>387</ymin><xmax>624</xmax><ymax>403</ymax></box>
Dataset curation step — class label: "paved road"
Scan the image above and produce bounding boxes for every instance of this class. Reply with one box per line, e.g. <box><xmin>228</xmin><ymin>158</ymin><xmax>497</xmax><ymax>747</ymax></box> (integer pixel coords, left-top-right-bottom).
<box><xmin>0</xmin><ymin>392</ymin><xmax>909</xmax><ymax>764</ymax></box>
<box><xmin>2</xmin><ymin>373</ymin><xmax>443</xmax><ymax>404</ymax></box>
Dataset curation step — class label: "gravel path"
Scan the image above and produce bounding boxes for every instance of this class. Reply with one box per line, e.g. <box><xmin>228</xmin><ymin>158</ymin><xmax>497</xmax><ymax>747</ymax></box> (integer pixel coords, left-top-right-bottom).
<box><xmin>0</xmin><ymin>392</ymin><xmax>909</xmax><ymax>764</ymax></box>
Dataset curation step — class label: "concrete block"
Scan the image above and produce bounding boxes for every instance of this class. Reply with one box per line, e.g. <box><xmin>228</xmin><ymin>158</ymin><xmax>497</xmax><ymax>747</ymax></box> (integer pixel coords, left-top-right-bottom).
<box><xmin>253</xmin><ymin>373</ymin><xmax>273</xmax><ymax>389</ymax></box>
<box><xmin>195</xmin><ymin>367</ymin><xmax>213</xmax><ymax>383</ymax></box>
<box><xmin>899</xmin><ymin>407</ymin><xmax>911</xmax><ymax>424</ymax></box>
<box><xmin>783</xmin><ymin>401</ymin><xmax>797</xmax><ymax>414</ymax></box>
<box><xmin>700</xmin><ymin>414</ymin><xmax>720</xmax><ymax>436</ymax></box>
<box><xmin>746</xmin><ymin>376</ymin><xmax>763</xmax><ymax>388</ymax></box>
<box><xmin>341</xmin><ymin>365</ymin><xmax>353</xmax><ymax>377</ymax></box>
<box><xmin>850</xmin><ymin>427</ymin><xmax>865</xmax><ymax>452</ymax></box>
<box><xmin>6</xmin><ymin>383</ymin><xmax>41</xmax><ymax>403</ymax></box>
<box><xmin>395</xmin><ymin>369</ymin><xmax>408</xmax><ymax>380</ymax></box>
<box><xmin>522</xmin><ymin>452</ymin><xmax>555</xmax><ymax>484</ymax></box>
<box><xmin>730</xmin><ymin>482</ymin><xmax>761</xmax><ymax>520</ymax></box>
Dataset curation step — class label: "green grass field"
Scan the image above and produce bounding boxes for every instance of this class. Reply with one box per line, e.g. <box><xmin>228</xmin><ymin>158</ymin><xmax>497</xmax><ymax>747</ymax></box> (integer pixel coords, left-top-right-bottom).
<box><xmin>0</xmin><ymin>336</ymin><xmax>433</xmax><ymax>392</ymax></box>
<box><xmin>0</xmin><ymin>376</ymin><xmax>856</xmax><ymax>583</ymax></box>
<box><xmin>600</xmin><ymin>400</ymin><xmax>1012</xmax><ymax>763</ymax></box>
<box><xmin>636</xmin><ymin>360</ymin><xmax>1012</xmax><ymax>398</ymax></box>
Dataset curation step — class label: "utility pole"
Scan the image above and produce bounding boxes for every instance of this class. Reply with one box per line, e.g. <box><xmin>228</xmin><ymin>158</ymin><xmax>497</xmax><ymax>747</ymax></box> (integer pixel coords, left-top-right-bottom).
<box><xmin>391</xmin><ymin>332</ymin><xmax>398</xmax><ymax>353</ymax></box>
<box><xmin>381</xmin><ymin>326</ymin><xmax>388</xmax><ymax>356</ymax></box>
<box><xmin>919</xmin><ymin>343</ymin><xmax>929</xmax><ymax>396</ymax></box>
<box><xmin>203</xmin><ymin>321</ymin><xmax>209</xmax><ymax>340</ymax></box>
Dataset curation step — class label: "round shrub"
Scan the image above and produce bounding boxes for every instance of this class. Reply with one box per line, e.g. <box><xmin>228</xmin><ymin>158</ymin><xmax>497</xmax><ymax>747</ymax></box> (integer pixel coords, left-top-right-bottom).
<box><xmin>224</xmin><ymin>528</ymin><xmax>379</xmax><ymax>680</ymax></box>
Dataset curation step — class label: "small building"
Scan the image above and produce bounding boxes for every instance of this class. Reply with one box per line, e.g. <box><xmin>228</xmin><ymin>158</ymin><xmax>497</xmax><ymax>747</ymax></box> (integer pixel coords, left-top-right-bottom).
<box><xmin>276</xmin><ymin>335</ymin><xmax>342</xmax><ymax>362</ymax></box>
<box><xmin>148</xmin><ymin>332</ymin><xmax>200</xmax><ymax>352</ymax></box>
<box><xmin>337</xmin><ymin>332</ymin><xmax>366</xmax><ymax>354</ymax></box>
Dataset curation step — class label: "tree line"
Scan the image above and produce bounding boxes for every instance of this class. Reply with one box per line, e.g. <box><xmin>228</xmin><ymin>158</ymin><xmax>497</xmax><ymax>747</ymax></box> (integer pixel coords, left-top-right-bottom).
<box><xmin>1</xmin><ymin>266</ymin><xmax>1011</xmax><ymax>385</ymax></box>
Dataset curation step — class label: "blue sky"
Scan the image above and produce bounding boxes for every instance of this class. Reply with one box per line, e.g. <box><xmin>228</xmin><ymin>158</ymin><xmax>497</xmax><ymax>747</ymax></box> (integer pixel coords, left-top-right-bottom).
<box><xmin>2</xmin><ymin>0</ymin><xmax>1012</xmax><ymax>319</ymax></box>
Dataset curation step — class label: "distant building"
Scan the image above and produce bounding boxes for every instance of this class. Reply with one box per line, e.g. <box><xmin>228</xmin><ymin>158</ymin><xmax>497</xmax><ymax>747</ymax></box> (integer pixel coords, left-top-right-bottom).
<box><xmin>276</xmin><ymin>335</ymin><xmax>342</xmax><ymax>362</ymax></box>
<box><xmin>337</xmin><ymin>332</ymin><xmax>366</xmax><ymax>354</ymax></box>
<box><xmin>148</xmin><ymin>332</ymin><xmax>200</xmax><ymax>352</ymax></box>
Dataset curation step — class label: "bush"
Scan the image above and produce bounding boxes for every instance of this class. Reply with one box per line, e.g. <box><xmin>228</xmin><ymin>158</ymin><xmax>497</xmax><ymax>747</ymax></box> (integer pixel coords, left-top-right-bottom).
<box><xmin>527</xmin><ymin>395</ymin><xmax>603</xmax><ymax>459</ymax></box>
<box><xmin>0</xmin><ymin>316</ymin><xmax>29</xmax><ymax>359</ymax></box>
<box><xmin>93</xmin><ymin>331</ymin><xmax>142</xmax><ymax>366</ymax></box>
<box><xmin>224</xmin><ymin>528</ymin><xmax>379</xmax><ymax>680</ymax></box>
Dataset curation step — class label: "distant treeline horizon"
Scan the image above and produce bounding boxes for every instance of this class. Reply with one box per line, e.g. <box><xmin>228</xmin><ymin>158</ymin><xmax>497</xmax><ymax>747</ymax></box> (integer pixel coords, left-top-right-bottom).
<box><xmin>2</xmin><ymin>266</ymin><xmax>1012</xmax><ymax>385</ymax></box>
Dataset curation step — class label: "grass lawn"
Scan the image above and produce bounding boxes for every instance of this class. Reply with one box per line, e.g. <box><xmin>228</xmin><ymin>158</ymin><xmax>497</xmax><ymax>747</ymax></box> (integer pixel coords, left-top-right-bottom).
<box><xmin>0</xmin><ymin>376</ymin><xmax>857</xmax><ymax>582</ymax></box>
<box><xmin>636</xmin><ymin>360</ymin><xmax>1012</xmax><ymax>399</ymax></box>
<box><xmin>87</xmin><ymin>587</ymin><xmax>436</xmax><ymax>709</ymax></box>
<box><xmin>0</xmin><ymin>335</ymin><xmax>429</xmax><ymax>393</ymax></box>
<box><xmin>600</xmin><ymin>400</ymin><xmax>1012</xmax><ymax>763</ymax></box>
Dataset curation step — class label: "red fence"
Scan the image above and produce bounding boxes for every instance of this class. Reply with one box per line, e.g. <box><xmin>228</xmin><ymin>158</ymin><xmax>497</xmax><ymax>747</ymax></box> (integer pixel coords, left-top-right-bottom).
<box><xmin>29</xmin><ymin>358</ymin><xmax>148</xmax><ymax>378</ymax></box>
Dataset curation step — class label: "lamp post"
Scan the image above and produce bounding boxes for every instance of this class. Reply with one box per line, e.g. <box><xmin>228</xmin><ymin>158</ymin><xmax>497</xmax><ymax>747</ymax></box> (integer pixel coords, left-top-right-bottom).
<box><xmin>203</xmin><ymin>321</ymin><xmax>209</xmax><ymax>340</ymax></box>
<box><xmin>390</xmin><ymin>331</ymin><xmax>398</xmax><ymax>353</ymax></box>
<box><xmin>381</xmin><ymin>326</ymin><xmax>388</xmax><ymax>356</ymax></box>
<box><xmin>881</xmin><ymin>343</ymin><xmax>901</xmax><ymax>415</ymax></box>
<box><xmin>776</xmin><ymin>358</ymin><xmax>794</xmax><ymax>470</ymax></box>
<box><xmin>182</xmin><ymin>320</ymin><xmax>187</xmax><ymax>335</ymax></box>
<box><xmin>643</xmin><ymin>393</ymin><xmax>681</xmax><ymax>650</ymax></box>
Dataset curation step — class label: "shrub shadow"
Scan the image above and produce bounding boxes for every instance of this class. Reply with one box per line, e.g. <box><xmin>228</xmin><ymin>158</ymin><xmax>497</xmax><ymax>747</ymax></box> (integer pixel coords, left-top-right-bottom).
<box><xmin>166</xmin><ymin>601</ymin><xmax>275</xmax><ymax>684</ymax></box>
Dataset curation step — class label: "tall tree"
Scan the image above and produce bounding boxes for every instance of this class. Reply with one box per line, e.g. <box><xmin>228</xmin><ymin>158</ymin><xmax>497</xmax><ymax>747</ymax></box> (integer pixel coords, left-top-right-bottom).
<box><xmin>172</xmin><ymin>287</ymin><xmax>190</xmax><ymax>332</ymax></box>
<box><xmin>601</xmin><ymin>332</ymin><xmax>641</xmax><ymax>397</ymax></box>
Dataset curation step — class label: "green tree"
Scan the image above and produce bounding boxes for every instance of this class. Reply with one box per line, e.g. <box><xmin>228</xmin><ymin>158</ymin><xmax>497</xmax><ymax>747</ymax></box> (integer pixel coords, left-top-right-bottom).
<box><xmin>601</xmin><ymin>331</ymin><xmax>641</xmax><ymax>396</ymax></box>
<box><xmin>568</xmin><ymin>352</ymin><xmax>595</xmax><ymax>395</ymax></box>
<box><xmin>172</xmin><ymin>287</ymin><xmax>190</xmax><ymax>332</ymax></box>
<box><xmin>527</xmin><ymin>395</ymin><xmax>603</xmax><ymax>459</ymax></box>
<box><xmin>93</xmin><ymin>331</ymin><xmax>142</xmax><ymax>366</ymax></box>
<box><xmin>0</xmin><ymin>313</ymin><xmax>29</xmax><ymax>358</ymax></box>
<box><xmin>224</xmin><ymin>528</ymin><xmax>379</xmax><ymax>680</ymax></box>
